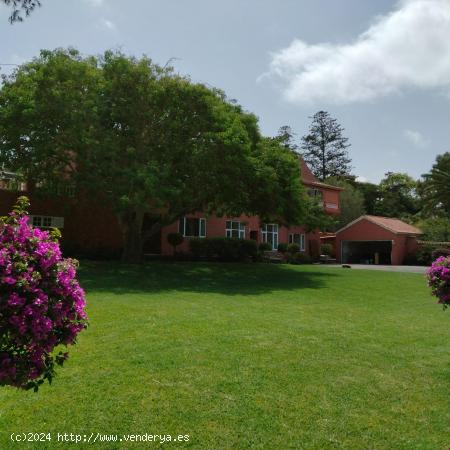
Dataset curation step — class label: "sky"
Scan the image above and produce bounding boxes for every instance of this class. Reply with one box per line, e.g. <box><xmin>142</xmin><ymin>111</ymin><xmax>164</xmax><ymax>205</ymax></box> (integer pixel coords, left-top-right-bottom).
<box><xmin>1</xmin><ymin>0</ymin><xmax>449</xmax><ymax>183</ymax></box>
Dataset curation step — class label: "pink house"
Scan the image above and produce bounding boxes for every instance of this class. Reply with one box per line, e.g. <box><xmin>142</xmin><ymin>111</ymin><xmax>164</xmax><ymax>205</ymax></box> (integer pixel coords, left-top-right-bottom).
<box><xmin>0</xmin><ymin>158</ymin><xmax>342</xmax><ymax>259</ymax></box>
<box><xmin>160</xmin><ymin>158</ymin><xmax>342</xmax><ymax>257</ymax></box>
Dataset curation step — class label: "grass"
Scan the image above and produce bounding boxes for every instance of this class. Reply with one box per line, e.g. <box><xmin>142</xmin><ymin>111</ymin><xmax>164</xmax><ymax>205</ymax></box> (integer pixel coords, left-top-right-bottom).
<box><xmin>1</xmin><ymin>262</ymin><xmax>450</xmax><ymax>449</ymax></box>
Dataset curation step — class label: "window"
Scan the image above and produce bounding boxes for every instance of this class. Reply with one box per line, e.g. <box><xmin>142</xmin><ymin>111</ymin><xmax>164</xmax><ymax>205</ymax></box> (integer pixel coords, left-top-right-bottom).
<box><xmin>261</xmin><ymin>224</ymin><xmax>279</xmax><ymax>250</ymax></box>
<box><xmin>308</xmin><ymin>188</ymin><xmax>323</xmax><ymax>206</ymax></box>
<box><xmin>225</xmin><ymin>221</ymin><xmax>245</xmax><ymax>239</ymax></box>
<box><xmin>289</xmin><ymin>233</ymin><xmax>306</xmax><ymax>252</ymax></box>
<box><xmin>30</xmin><ymin>216</ymin><xmax>64</xmax><ymax>229</ymax></box>
<box><xmin>179</xmin><ymin>217</ymin><xmax>206</xmax><ymax>238</ymax></box>
<box><xmin>308</xmin><ymin>188</ymin><xmax>323</xmax><ymax>199</ymax></box>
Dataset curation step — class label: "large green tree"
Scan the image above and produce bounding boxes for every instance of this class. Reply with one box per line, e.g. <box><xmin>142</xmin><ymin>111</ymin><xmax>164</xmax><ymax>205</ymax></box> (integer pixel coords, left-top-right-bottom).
<box><xmin>414</xmin><ymin>217</ymin><xmax>450</xmax><ymax>242</ymax></box>
<box><xmin>374</xmin><ymin>172</ymin><xmax>419</xmax><ymax>218</ymax></box>
<box><xmin>419</xmin><ymin>152</ymin><xmax>450</xmax><ymax>217</ymax></box>
<box><xmin>0</xmin><ymin>49</ymin><xmax>306</xmax><ymax>263</ymax></box>
<box><xmin>301</xmin><ymin>111</ymin><xmax>352</xmax><ymax>181</ymax></box>
<box><xmin>352</xmin><ymin>181</ymin><xmax>379</xmax><ymax>215</ymax></box>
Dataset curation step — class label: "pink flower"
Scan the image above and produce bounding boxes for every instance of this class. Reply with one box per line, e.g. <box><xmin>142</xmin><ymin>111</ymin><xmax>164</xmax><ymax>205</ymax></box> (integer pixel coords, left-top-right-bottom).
<box><xmin>0</xmin><ymin>199</ymin><xmax>88</xmax><ymax>390</ymax></box>
<box><xmin>427</xmin><ymin>256</ymin><xmax>450</xmax><ymax>308</ymax></box>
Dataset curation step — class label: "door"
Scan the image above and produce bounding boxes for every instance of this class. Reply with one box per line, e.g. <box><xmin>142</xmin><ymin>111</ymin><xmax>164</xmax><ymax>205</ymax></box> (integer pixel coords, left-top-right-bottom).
<box><xmin>261</xmin><ymin>224</ymin><xmax>279</xmax><ymax>250</ymax></box>
<box><xmin>342</xmin><ymin>240</ymin><xmax>392</xmax><ymax>264</ymax></box>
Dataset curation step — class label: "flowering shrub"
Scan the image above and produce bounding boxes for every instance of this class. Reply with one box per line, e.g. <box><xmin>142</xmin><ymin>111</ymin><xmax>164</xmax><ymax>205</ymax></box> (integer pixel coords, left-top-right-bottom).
<box><xmin>0</xmin><ymin>197</ymin><xmax>87</xmax><ymax>391</ymax></box>
<box><xmin>426</xmin><ymin>256</ymin><xmax>450</xmax><ymax>309</ymax></box>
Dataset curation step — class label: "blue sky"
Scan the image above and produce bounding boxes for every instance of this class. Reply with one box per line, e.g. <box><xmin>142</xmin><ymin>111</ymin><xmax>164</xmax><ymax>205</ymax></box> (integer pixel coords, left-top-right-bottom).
<box><xmin>1</xmin><ymin>0</ymin><xmax>449</xmax><ymax>182</ymax></box>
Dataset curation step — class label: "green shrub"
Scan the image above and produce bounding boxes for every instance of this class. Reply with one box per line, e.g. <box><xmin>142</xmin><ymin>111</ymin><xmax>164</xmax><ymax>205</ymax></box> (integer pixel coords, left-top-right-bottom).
<box><xmin>297</xmin><ymin>253</ymin><xmax>312</xmax><ymax>264</ymax></box>
<box><xmin>189</xmin><ymin>238</ymin><xmax>257</xmax><ymax>262</ymax></box>
<box><xmin>189</xmin><ymin>238</ymin><xmax>208</xmax><ymax>259</ymax></box>
<box><xmin>287</xmin><ymin>252</ymin><xmax>311</xmax><ymax>265</ymax></box>
<box><xmin>258</xmin><ymin>242</ymin><xmax>272</xmax><ymax>252</ymax></box>
<box><xmin>167</xmin><ymin>232</ymin><xmax>184</xmax><ymax>253</ymax></box>
<box><xmin>416</xmin><ymin>244</ymin><xmax>435</xmax><ymax>266</ymax></box>
<box><xmin>432</xmin><ymin>247</ymin><xmax>450</xmax><ymax>261</ymax></box>
<box><xmin>320</xmin><ymin>243</ymin><xmax>333</xmax><ymax>256</ymax></box>
<box><xmin>238</xmin><ymin>239</ymin><xmax>258</xmax><ymax>259</ymax></box>
<box><xmin>277</xmin><ymin>243</ymin><xmax>288</xmax><ymax>253</ymax></box>
<box><xmin>410</xmin><ymin>245</ymin><xmax>450</xmax><ymax>266</ymax></box>
<box><xmin>287</xmin><ymin>243</ymin><xmax>300</xmax><ymax>254</ymax></box>
<box><xmin>210</xmin><ymin>238</ymin><xmax>240</xmax><ymax>261</ymax></box>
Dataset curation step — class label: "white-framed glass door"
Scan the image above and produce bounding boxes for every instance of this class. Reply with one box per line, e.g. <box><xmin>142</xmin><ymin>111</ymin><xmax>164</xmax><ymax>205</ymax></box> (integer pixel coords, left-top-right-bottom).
<box><xmin>261</xmin><ymin>224</ymin><xmax>279</xmax><ymax>250</ymax></box>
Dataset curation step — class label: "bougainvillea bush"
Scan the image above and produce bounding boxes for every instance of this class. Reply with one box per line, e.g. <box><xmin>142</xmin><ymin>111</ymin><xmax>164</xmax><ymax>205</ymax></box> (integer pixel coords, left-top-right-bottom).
<box><xmin>0</xmin><ymin>197</ymin><xmax>87</xmax><ymax>391</ymax></box>
<box><xmin>426</xmin><ymin>256</ymin><xmax>450</xmax><ymax>309</ymax></box>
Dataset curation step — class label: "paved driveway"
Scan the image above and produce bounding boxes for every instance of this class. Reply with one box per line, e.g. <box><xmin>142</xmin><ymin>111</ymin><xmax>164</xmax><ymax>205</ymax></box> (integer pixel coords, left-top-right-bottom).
<box><xmin>321</xmin><ymin>264</ymin><xmax>427</xmax><ymax>274</ymax></box>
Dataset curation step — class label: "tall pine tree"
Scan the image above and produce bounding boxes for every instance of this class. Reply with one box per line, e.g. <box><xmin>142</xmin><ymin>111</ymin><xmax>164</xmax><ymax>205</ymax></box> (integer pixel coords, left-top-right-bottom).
<box><xmin>301</xmin><ymin>111</ymin><xmax>352</xmax><ymax>181</ymax></box>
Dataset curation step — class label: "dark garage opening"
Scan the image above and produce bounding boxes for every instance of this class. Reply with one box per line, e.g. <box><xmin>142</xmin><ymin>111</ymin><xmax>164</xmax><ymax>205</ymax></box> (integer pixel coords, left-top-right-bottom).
<box><xmin>342</xmin><ymin>240</ymin><xmax>392</xmax><ymax>265</ymax></box>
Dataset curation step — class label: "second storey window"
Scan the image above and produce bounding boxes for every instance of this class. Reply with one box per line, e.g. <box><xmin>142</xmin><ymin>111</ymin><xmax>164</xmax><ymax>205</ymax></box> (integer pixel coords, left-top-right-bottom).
<box><xmin>30</xmin><ymin>215</ymin><xmax>64</xmax><ymax>229</ymax></box>
<box><xmin>225</xmin><ymin>221</ymin><xmax>245</xmax><ymax>239</ymax></box>
<box><xmin>308</xmin><ymin>188</ymin><xmax>323</xmax><ymax>205</ymax></box>
<box><xmin>289</xmin><ymin>233</ymin><xmax>306</xmax><ymax>252</ymax></box>
<box><xmin>179</xmin><ymin>217</ymin><xmax>206</xmax><ymax>238</ymax></box>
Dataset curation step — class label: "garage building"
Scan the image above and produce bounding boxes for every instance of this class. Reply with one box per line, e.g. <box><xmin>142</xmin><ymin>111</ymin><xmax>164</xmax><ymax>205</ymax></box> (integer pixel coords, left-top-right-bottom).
<box><xmin>335</xmin><ymin>216</ymin><xmax>423</xmax><ymax>265</ymax></box>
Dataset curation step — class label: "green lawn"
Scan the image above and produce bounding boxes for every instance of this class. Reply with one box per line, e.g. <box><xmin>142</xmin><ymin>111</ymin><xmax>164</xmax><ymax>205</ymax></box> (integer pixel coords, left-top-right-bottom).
<box><xmin>1</xmin><ymin>262</ymin><xmax>450</xmax><ymax>449</ymax></box>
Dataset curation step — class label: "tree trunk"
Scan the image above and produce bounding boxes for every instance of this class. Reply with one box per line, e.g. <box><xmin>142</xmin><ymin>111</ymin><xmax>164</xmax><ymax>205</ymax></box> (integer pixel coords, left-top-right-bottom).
<box><xmin>119</xmin><ymin>210</ymin><xmax>145</xmax><ymax>264</ymax></box>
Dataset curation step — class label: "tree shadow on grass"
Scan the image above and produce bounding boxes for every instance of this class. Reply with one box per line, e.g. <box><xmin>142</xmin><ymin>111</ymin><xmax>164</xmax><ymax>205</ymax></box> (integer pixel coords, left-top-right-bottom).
<box><xmin>78</xmin><ymin>261</ymin><xmax>339</xmax><ymax>297</ymax></box>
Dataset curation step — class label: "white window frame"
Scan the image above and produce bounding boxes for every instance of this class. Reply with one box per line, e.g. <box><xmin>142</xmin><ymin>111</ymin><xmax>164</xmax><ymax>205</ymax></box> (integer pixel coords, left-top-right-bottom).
<box><xmin>289</xmin><ymin>233</ymin><xmax>306</xmax><ymax>252</ymax></box>
<box><xmin>29</xmin><ymin>215</ymin><xmax>64</xmax><ymax>229</ymax></box>
<box><xmin>261</xmin><ymin>224</ymin><xmax>279</xmax><ymax>250</ymax></box>
<box><xmin>225</xmin><ymin>220</ymin><xmax>246</xmax><ymax>239</ymax></box>
<box><xmin>179</xmin><ymin>217</ymin><xmax>206</xmax><ymax>238</ymax></box>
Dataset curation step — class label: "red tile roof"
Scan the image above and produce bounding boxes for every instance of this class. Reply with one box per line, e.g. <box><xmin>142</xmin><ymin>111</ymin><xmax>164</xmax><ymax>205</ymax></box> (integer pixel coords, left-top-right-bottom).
<box><xmin>364</xmin><ymin>216</ymin><xmax>423</xmax><ymax>235</ymax></box>
<box><xmin>299</xmin><ymin>158</ymin><xmax>344</xmax><ymax>191</ymax></box>
<box><xmin>300</xmin><ymin>157</ymin><xmax>318</xmax><ymax>183</ymax></box>
<box><xmin>337</xmin><ymin>215</ymin><xmax>423</xmax><ymax>235</ymax></box>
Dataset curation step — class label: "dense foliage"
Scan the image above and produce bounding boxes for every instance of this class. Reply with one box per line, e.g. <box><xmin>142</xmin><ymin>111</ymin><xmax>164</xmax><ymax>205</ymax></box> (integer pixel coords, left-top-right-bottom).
<box><xmin>0</xmin><ymin>49</ymin><xmax>306</xmax><ymax>263</ymax></box>
<box><xmin>167</xmin><ymin>233</ymin><xmax>184</xmax><ymax>254</ymax></box>
<box><xmin>189</xmin><ymin>238</ymin><xmax>258</xmax><ymax>262</ymax></box>
<box><xmin>420</xmin><ymin>152</ymin><xmax>450</xmax><ymax>217</ymax></box>
<box><xmin>320</xmin><ymin>244</ymin><xmax>333</xmax><ymax>256</ymax></box>
<box><xmin>415</xmin><ymin>217</ymin><xmax>450</xmax><ymax>243</ymax></box>
<box><xmin>0</xmin><ymin>197</ymin><xmax>87</xmax><ymax>391</ymax></box>
<box><xmin>427</xmin><ymin>256</ymin><xmax>450</xmax><ymax>308</ymax></box>
<box><xmin>374</xmin><ymin>172</ymin><xmax>419</xmax><ymax>218</ymax></box>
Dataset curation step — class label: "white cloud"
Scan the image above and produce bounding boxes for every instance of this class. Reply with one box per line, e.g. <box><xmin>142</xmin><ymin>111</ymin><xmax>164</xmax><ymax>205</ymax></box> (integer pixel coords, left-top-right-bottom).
<box><xmin>403</xmin><ymin>129</ymin><xmax>429</xmax><ymax>147</ymax></box>
<box><xmin>98</xmin><ymin>17</ymin><xmax>116</xmax><ymax>31</ymax></box>
<box><xmin>261</xmin><ymin>0</ymin><xmax>450</xmax><ymax>104</ymax></box>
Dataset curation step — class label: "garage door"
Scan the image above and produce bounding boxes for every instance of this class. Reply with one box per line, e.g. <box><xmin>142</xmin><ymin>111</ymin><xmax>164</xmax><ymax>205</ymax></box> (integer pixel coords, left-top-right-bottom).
<box><xmin>342</xmin><ymin>240</ymin><xmax>392</xmax><ymax>265</ymax></box>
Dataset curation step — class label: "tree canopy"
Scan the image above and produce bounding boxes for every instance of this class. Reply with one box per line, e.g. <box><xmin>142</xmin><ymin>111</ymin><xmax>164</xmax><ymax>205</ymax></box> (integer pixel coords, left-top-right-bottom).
<box><xmin>0</xmin><ymin>49</ymin><xmax>307</xmax><ymax>262</ymax></box>
<box><xmin>301</xmin><ymin>111</ymin><xmax>352</xmax><ymax>181</ymax></box>
<box><xmin>374</xmin><ymin>172</ymin><xmax>419</xmax><ymax>219</ymax></box>
<box><xmin>420</xmin><ymin>152</ymin><xmax>450</xmax><ymax>217</ymax></box>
